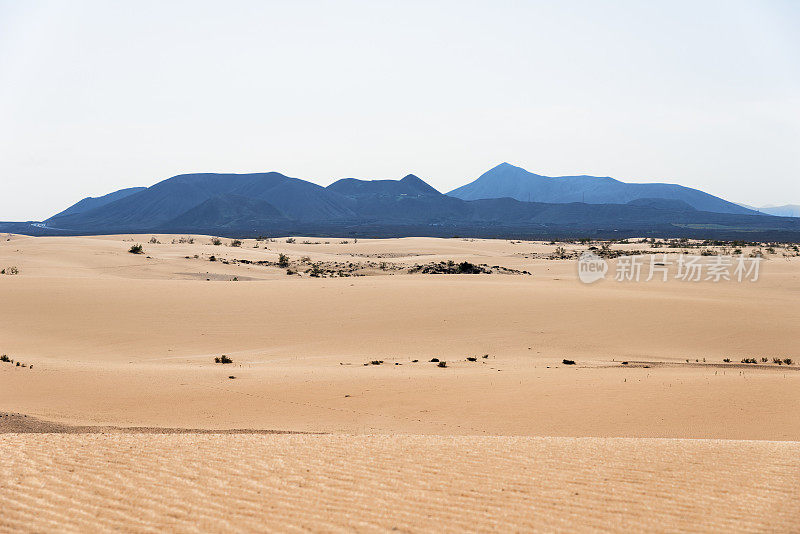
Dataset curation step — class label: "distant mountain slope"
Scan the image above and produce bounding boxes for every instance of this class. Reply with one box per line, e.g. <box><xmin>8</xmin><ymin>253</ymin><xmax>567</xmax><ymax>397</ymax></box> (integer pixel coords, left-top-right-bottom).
<box><xmin>738</xmin><ymin>204</ymin><xmax>800</xmax><ymax>217</ymax></box>
<box><xmin>50</xmin><ymin>187</ymin><xmax>147</xmax><ymax>218</ymax></box>
<box><xmin>47</xmin><ymin>172</ymin><xmax>354</xmax><ymax>230</ymax></box>
<box><xmin>759</xmin><ymin>205</ymin><xmax>800</xmax><ymax>217</ymax></box>
<box><xmin>625</xmin><ymin>198</ymin><xmax>696</xmax><ymax>211</ymax></box>
<box><xmin>447</xmin><ymin>163</ymin><xmax>755</xmax><ymax>215</ymax></box>
<box><xmin>166</xmin><ymin>194</ymin><xmax>287</xmax><ymax>229</ymax></box>
<box><xmin>328</xmin><ymin>174</ymin><xmax>441</xmax><ymax>198</ymax></box>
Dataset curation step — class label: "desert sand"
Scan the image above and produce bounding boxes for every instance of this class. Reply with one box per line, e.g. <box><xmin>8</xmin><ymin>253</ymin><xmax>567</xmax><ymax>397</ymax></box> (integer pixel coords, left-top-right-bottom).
<box><xmin>1</xmin><ymin>234</ymin><xmax>799</xmax><ymax>531</ymax></box>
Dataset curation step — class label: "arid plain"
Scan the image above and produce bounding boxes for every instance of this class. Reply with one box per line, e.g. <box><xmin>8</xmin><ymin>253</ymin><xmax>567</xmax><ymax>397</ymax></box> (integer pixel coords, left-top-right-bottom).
<box><xmin>1</xmin><ymin>234</ymin><xmax>799</xmax><ymax>532</ymax></box>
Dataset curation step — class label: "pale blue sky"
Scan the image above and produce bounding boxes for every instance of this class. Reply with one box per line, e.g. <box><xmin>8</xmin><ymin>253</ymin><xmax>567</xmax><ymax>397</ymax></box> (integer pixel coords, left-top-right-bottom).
<box><xmin>1</xmin><ymin>0</ymin><xmax>798</xmax><ymax>220</ymax></box>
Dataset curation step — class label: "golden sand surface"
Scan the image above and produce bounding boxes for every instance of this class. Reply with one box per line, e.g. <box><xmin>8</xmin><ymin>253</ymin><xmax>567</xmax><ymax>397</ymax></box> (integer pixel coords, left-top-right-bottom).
<box><xmin>1</xmin><ymin>234</ymin><xmax>798</xmax><ymax>531</ymax></box>
<box><xmin>1</xmin><ymin>434</ymin><xmax>798</xmax><ymax>533</ymax></box>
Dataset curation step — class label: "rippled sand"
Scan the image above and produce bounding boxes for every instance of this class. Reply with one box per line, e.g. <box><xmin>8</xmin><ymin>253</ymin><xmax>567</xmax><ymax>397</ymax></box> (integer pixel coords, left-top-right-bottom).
<box><xmin>1</xmin><ymin>434</ymin><xmax>798</xmax><ymax>533</ymax></box>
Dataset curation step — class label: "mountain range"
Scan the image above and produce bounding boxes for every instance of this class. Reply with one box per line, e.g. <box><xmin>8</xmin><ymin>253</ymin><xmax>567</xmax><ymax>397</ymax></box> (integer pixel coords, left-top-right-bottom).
<box><xmin>448</xmin><ymin>163</ymin><xmax>755</xmax><ymax>215</ymax></box>
<box><xmin>4</xmin><ymin>164</ymin><xmax>798</xmax><ymax>241</ymax></box>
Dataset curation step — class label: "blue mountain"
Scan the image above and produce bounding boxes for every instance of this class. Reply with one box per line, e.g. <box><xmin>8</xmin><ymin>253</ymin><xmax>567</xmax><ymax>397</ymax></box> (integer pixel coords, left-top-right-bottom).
<box><xmin>447</xmin><ymin>163</ymin><xmax>754</xmax><ymax>215</ymax></box>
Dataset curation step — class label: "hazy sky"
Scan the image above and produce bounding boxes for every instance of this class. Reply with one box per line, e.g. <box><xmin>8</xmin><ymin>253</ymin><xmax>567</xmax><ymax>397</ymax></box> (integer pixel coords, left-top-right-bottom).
<box><xmin>1</xmin><ymin>0</ymin><xmax>798</xmax><ymax>220</ymax></box>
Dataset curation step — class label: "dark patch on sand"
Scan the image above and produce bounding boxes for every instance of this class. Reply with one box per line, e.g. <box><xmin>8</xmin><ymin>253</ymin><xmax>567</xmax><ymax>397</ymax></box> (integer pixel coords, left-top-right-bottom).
<box><xmin>0</xmin><ymin>412</ymin><xmax>317</xmax><ymax>434</ymax></box>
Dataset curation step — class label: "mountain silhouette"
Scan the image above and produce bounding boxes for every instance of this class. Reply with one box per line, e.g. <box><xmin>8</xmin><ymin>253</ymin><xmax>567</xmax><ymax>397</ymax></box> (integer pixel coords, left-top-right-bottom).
<box><xmin>447</xmin><ymin>163</ymin><xmax>754</xmax><ymax>215</ymax></box>
<box><xmin>50</xmin><ymin>187</ymin><xmax>147</xmax><ymax>218</ymax></box>
<box><xmin>328</xmin><ymin>174</ymin><xmax>441</xmax><ymax>198</ymax></box>
<box><xmin>32</xmin><ymin>168</ymin><xmax>800</xmax><ymax>241</ymax></box>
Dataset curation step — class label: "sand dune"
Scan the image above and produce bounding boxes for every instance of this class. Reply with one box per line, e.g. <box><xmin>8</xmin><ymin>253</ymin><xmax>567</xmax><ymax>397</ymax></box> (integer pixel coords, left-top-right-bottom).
<box><xmin>1</xmin><ymin>234</ymin><xmax>798</xmax><ymax>531</ymax></box>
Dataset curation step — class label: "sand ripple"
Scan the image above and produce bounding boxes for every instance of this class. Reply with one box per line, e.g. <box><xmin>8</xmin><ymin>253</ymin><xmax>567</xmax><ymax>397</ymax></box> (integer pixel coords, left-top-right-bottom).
<box><xmin>1</xmin><ymin>435</ymin><xmax>798</xmax><ymax>532</ymax></box>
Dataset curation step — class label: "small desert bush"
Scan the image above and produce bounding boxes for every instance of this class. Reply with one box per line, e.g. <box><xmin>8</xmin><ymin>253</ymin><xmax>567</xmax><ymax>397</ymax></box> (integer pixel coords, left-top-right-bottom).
<box><xmin>430</xmin><ymin>358</ymin><xmax>439</xmax><ymax>362</ymax></box>
<box><xmin>214</xmin><ymin>355</ymin><xmax>233</xmax><ymax>364</ymax></box>
<box><xmin>230</xmin><ymin>239</ymin><xmax>242</xmax><ymax>247</ymax></box>
<box><xmin>285</xmin><ymin>238</ymin><xmax>296</xmax><ymax>244</ymax></box>
<box><xmin>2</xmin><ymin>266</ymin><xmax>19</xmax><ymax>275</ymax></box>
<box><xmin>457</xmin><ymin>261</ymin><xmax>480</xmax><ymax>274</ymax></box>
<box><xmin>562</xmin><ymin>359</ymin><xmax>576</xmax><ymax>365</ymax></box>
<box><xmin>211</xmin><ymin>237</ymin><xmax>222</xmax><ymax>246</ymax></box>
<box><xmin>784</xmin><ymin>358</ymin><xmax>793</xmax><ymax>365</ymax></box>
<box><xmin>278</xmin><ymin>253</ymin><xmax>290</xmax><ymax>268</ymax></box>
<box><xmin>437</xmin><ymin>361</ymin><xmax>447</xmax><ymax>368</ymax></box>
<box><xmin>128</xmin><ymin>244</ymin><xmax>144</xmax><ymax>254</ymax></box>
<box><xmin>466</xmin><ymin>357</ymin><xmax>477</xmax><ymax>362</ymax></box>
<box><xmin>723</xmin><ymin>358</ymin><xmax>731</xmax><ymax>363</ymax></box>
<box><xmin>0</xmin><ymin>355</ymin><xmax>10</xmax><ymax>363</ymax></box>
<box><xmin>149</xmin><ymin>236</ymin><xmax>160</xmax><ymax>244</ymax></box>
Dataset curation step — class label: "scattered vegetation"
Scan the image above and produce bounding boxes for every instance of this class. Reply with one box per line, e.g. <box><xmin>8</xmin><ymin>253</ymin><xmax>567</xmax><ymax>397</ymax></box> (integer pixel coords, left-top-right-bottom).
<box><xmin>214</xmin><ymin>355</ymin><xmax>233</xmax><ymax>364</ymax></box>
<box><xmin>128</xmin><ymin>244</ymin><xmax>144</xmax><ymax>254</ymax></box>
<box><xmin>149</xmin><ymin>236</ymin><xmax>161</xmax><ymax>244</ymax></box>
<box><xmin>211</xmin><ymin>237</ymin><xmax>223</xmax><ymax>246</ymax></box>
<box><xmin>285</xmin><ymin>238</ymin><xmax>296</xmax><ymax>244</ymax></box>
<box><xmin>308</xmin><ymin>263</ymin><xmax>324</xmax><ymax>277</ymax></box>
<box><xmin>437</xmin><ymin>361</ymin><xmax>447</xmax><ymax>368</ymax></box>
<box><xmin>549</xmin><ymin>246</ymin><xmax>571</xmax><ymax>260</ymax></box>
<box><xmin>562</xmin><ymin>359</ymin><xmax>576</xmax><ymax>365</ymax></box>
<box><xmin>230</xmin><ymin>239</ymin><xmax>242</xmax><ymax>247</ymax></box>
<box><xmin>408</xmin><ymin>260</ymin><xmax>529</xmax><ymax>275</ymax></box>
<box><xmin>1</xmin><ymin>355</ymin><xmax>10</xmax><ymax>363</ymax></box>
<box><xmin>1</xmin><ymin>266</ymin><xmax>19</xmax><ymax>275</ymax></box>
<box><xmin>278</xmin><ymin>253</ymin><xmax>290</xmax><ymax>268</ymax></box>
